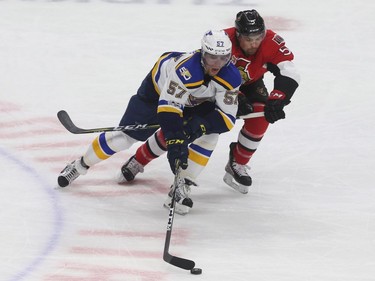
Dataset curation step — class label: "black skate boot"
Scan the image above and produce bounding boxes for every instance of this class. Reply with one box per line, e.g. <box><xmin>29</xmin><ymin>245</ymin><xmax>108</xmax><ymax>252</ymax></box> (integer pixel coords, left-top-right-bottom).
<box><xmin>117</xmin><ymin>156</ymin><xmax>144</xmax><ymax>183</ymax></box>
<box><xmin>223</xmin><ymin>142</ymin><xmax>252</xmax><ymax>194</ymax></box>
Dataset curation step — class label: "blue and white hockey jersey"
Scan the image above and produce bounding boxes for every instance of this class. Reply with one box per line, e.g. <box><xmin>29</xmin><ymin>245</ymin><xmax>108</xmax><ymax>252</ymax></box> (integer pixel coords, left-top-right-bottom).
<box><xmin>150</xmin><ymin>51</ymin><xmax>241</xmax><ymax>136</ymax></box>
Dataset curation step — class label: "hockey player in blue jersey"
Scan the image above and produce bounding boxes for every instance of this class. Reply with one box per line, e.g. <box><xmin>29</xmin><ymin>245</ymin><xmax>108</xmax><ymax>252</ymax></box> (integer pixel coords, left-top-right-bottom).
<box><xmin>58</xmin><ymin>30</ymin><xmax>241</xmax><ymax>214</ymax></box>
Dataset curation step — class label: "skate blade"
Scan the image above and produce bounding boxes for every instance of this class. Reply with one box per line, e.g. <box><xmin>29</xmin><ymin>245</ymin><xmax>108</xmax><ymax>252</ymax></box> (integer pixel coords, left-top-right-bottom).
<box><xmin>54</xmin><ymin>184</ymin><xmax>67</xmax><ymax>190</ymax></box>
<box><xmin>223</xmin><ymin>173</ymin><xmax>249</xmax><ymax>194</ymax></box>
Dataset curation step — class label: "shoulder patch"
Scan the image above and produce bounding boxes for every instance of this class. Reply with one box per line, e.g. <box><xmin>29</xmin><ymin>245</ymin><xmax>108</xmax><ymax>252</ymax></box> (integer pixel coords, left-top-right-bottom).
<box><xmin>175</xmin><ymin>52</ymin><xmax>204</xmax><ymax>89</ymax></box>
<box><xmin>272</xmin><ymin>34</ymin><xmax>285</xmax><ymax>45</ymax></box>
<box><xmin>178</xmin><ymin>67</ymin><xmax>193</xmax><ymax>81</ymax></box>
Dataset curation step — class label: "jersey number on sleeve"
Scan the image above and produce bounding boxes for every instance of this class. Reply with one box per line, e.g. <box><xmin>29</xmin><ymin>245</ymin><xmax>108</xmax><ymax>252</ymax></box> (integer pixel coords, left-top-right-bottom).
<box><xmin>279</xmin><ymin>46</ymin><xmax>291</xmax><ymax>56</ymax></box>
<box><xmin>223</xmin><ymin>91</ymin><xmax>238</xmax><ymax>105</ymax></box>
<box><xmin>167</xmin><ymin>80</ymin><xmax>187</xmax><ymax>98</ymax></box>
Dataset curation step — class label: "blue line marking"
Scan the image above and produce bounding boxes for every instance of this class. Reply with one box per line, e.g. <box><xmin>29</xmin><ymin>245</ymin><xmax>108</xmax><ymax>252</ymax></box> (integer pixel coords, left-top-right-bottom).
<box><xmin>0</xmin><ymin>146</ymin><xmax>64</xmax><ymax>281</ymax></box>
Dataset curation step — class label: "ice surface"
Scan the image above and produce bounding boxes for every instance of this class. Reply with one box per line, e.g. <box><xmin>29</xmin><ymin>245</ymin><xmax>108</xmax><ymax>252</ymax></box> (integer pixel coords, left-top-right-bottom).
<box><xmin>1</xmin><ymin>1</ymin><xmax>374</xmax><ymax>280</ymax></box>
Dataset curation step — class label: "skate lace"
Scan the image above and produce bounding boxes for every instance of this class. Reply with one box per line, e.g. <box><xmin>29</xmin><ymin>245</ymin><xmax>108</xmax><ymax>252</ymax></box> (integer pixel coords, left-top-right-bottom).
<box><xmin>175</xmin><ymin>180</ymin><xmax>191</xmax><ymax>200</ymax></box>
<box><xmin>232</xmin><ymin>162</ymin><xmax>250</xmax><ymax>177</ymax></box>
<box><xmin>126</xmin><ymin>158</ymin><xmax>144</xmax><ymax>174</ymax></box>
<box><xmin>62</xmin><ymin>164</ymin><xmax>79</xmax><ymax>182</ymax></box>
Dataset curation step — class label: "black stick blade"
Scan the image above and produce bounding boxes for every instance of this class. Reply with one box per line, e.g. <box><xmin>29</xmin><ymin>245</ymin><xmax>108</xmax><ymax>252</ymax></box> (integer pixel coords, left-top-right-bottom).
<box><xmin>57</xmin><ymin>110</ymin><xmax>160</xmax><ymax>134</ymax></box>
<box><xmin>163</xmin><ymin>253</ymin><xmax>195</xmax><ymax>270</ymax></box>
<box><xmin>57</xmin><ymin>110</ymin><xmax>113</xmax><ymax>134</ymax></box>
<box><xmin>57</xmin><ymin>110</ymin><xmax>81</xmax><ymax>134</ymax></box>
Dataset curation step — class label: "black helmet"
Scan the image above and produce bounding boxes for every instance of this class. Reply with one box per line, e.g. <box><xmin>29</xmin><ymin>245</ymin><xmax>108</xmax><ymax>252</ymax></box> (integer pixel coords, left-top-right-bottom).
<box><xmin>235</xmin><ymin>10</ymin><xmax>265</xmax><ymax>36</ymax></box>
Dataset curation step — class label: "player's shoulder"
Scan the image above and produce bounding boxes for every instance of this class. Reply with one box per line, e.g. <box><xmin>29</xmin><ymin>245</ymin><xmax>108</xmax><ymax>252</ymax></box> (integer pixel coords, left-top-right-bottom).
<box><xmin>174</xmin><ymin>51</ymin><xmax>205</xmax><ymax>89</ymax></box>
<box><xmin>259</xmin><ymin>29</ymin><xmax>294</xmax><ymax>58</ymax></box>
<box><xmin>224</xmin><ymin>27</ymin><xmax>237</xmax><ymax>41</ymax></box>
<box><xmin>263</xmin><ymin>29</ymin><xmax>288</xmax><ymax>48</ymax></box>
<box><xmin>214</xmin><ymin>62</ymin><xmax>241</xmax><ymax>90</ymax></box>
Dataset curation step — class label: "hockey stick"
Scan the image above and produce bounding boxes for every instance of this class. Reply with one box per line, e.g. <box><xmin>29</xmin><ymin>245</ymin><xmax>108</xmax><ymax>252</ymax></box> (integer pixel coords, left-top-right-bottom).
<box><xmin>239</xmin><ymin>111</ymin><xmax>265</xmax><ymax>119</ymax></box>
<box><xmin>57</xmin><ymin>110</ymin><xmax>160</xmax><ymax>134</ymax></box>
<box><xmin>57</xmin><ymin>109</ymin><xmax>263</xmax><ymax>135</ymax></box>
<box><xmin>163</xmin><ymin>161</ymin><xmax>196</xmax><ymax>270</ymax></box>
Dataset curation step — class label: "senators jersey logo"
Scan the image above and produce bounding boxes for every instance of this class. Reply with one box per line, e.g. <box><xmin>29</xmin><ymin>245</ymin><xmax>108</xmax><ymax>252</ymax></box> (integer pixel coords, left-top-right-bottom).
<box><xmin>232</xmin><ymin>56</ymin><xmax>252</xmax><ymax>82</ymax></box>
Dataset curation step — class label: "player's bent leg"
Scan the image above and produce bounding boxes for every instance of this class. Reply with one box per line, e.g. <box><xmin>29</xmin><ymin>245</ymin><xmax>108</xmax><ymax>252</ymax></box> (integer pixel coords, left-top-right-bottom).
<box><xmin>164</xmin><ymin>134</ymin><xmax>219</xmax><ymax>215</ymax></box>
<box><xmin>57</xmin><ymin>131</ymin><xmax>138</xmax><ymax>187</ymax></box>
<box><xmin>223</xmin><ymin>103</ymin><xmax>268</xmax><ymax>193</ymax></box>
<box><xmin>117</xmin><ymin>129</ymin><xmax>167</xmax><ymax>183</ymax></box>
<box><xmin>84</xmin><ymin>131</ymin><xmax>138</xmax><ymax>166</ymax></box>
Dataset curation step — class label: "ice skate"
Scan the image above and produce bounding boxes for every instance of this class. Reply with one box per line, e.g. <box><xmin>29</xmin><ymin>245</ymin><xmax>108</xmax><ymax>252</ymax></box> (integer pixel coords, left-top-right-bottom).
<box><xmin>116</xmin><ymin>156</ymin><xmax>144</xmax><ymax>183</ymax></box>
<box><xmin>164</xmin><ymin>178</ymin><xmax>196</xmax><ymax>215</ymax></box>
<box><xmin>223</xmin><ymin>142</ymin><xmax>252</xmax><ymax>194</ymax></box>
<box><xmin>57</xmin><ymin>157</ymin><xmax>88</xmax><ymax>188</ymax></box>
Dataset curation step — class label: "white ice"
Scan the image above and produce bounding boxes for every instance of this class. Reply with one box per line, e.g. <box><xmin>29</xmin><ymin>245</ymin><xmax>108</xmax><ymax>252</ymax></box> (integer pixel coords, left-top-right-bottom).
<box><xmin>1</xmin><ymin>0</ymin><xmax>375</xmax><ymax>280</ymax></box>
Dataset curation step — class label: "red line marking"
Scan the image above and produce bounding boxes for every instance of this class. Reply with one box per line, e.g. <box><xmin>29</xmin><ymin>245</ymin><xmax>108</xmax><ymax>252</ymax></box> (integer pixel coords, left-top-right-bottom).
<box><xmin>79</xmin><ymin>229</ymin><xmax>166</xmax><ymax>238</ymax></box>
<box><xmin>0</xmin><ymin>101</ymin><xmax>22</xmax><ymax>112</ymax></box>
<box><xmin>34</xmin><ymin>155</ymin><xmax>80</xmax><ymax>163</ymax></box>
<box><xmin>16</xmin><ymin>140</ymin><xmax>89</xmax><ymax>150</ymax></box>
<box><xmin>0</xmin><ymin>116</ymin><xmax>58</xmax><ymax>128</ymax></box>
<box><xmin>71</xmin><ymin>247</ymin><xmax>161</xmax><ymax>258</ymax></box>
<box><xmin>78</xmin><ymin>229</ymin><xmax>189</xmax><ymax>244</ymax></box>
<box><xmin>44</xmin><ymin>276</ymin><xmax>100</xmax><ymax>281</ymax></box>
<box><xmin>72</xmin><ymin>186</ymin><xmax>169</xmax><ymax>197</ymax></box>
<box><xmin>43</xmin><ymin>262</ymin><xmax>167</xmax><ymax>281</ymax></box>
<box><xmin>0</xmin><ymin>128</ymin><xmax>65</xmax><ymax>139</ymax></box>
<box><xmin>49</xmin><ymin>161</ymin><xmax>125</xmax><ymax>173</ymax></box>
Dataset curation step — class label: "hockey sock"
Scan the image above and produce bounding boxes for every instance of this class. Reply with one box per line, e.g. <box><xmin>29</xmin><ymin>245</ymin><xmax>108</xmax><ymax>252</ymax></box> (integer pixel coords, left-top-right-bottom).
<box><xmin>135</xmin><ymin>130</ymin><xmax>167</xmax><ymax>166</ymax></box>
<box><xmin>234</xmin><ymin>103</ymin><xmax>269</xmax><ymax>165</ymax></box>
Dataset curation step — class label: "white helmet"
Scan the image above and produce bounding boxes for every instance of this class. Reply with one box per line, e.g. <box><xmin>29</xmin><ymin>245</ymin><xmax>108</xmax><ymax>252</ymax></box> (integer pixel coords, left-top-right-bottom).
<box><xmin>201</xmin><ymin>30</ymin><xmax>232</xmax><ymax>56</ymax></box>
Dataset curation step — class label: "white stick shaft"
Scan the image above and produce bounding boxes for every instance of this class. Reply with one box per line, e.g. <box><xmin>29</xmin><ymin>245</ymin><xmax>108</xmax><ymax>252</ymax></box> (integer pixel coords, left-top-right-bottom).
<box><xmin>239</xmin><ymin>111</ymin><xmax>265</xmax><ymax>119</ymax></box>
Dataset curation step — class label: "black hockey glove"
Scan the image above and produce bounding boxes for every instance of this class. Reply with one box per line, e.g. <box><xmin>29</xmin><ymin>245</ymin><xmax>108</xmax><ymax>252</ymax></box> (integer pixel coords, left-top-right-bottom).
<box><xmin>236</xmin><ymin>92</ymin><xmax>253</xmax><ymax>118</ymax></box>
<box><xmin>165</xmin><ymin>131</ymin><xmax>189</xmax><ymax>173</ymax></box>
<box><xmin>264</xmin><ymin>91</ymin><xmax>290</xmax><ymax>124</ymax></box>
<box><xmin>183</xmin><ymin>115</ymin><xmax>211</xmax><ymax>142</ymax></box>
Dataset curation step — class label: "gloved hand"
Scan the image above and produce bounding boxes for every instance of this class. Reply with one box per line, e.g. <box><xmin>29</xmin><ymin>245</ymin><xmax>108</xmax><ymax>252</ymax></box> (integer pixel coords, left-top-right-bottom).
<box><xmin>236</xmin><ymin>91</ymin><xmax>253</xmax><ymax>118</ymax></box>
<box><xmin>165</xmin><ymin>131</ymin><xmax>189</xmax><ymax>173</ymax></box>
<box><xmin>183</xmin><ymin>115</ymin><xmax>210</xmax><ymax>142</ymax></box>
<box><xmin>264</xmin><ymin>91</ymin><xmax>290</xmax><ymax>124</ymax></box>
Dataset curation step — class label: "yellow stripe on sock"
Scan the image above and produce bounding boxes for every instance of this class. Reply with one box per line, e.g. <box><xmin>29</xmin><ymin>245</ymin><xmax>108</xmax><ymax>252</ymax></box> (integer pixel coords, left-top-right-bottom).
<box><xmin>188</xmin><ymin>148</ymin><xmax>209</xmax><ymax>166</ymax></box>
<box><xmin>92</xmin><ymin>136</ymin><xmax>110</xmax><ymax>160</ymax></box>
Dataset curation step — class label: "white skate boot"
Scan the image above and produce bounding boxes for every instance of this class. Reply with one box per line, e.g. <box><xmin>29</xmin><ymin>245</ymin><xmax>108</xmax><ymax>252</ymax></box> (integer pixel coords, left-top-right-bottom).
<box><xmin>57</xmin><ymin>157</ymin><xmax>88</xmax><ymax>188</ymax></box>
<box><xmin>164</xmin><ymin>178</ymin><xmax>196</xmax><ymax>215</ymax></box>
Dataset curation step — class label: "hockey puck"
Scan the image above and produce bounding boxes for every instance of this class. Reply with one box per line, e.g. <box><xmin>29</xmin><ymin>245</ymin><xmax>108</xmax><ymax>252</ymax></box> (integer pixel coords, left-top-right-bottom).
<box><xmin>190</xmin><ymin>267</ymin><xmax>202</xmax><ymax>275</ymax></box>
